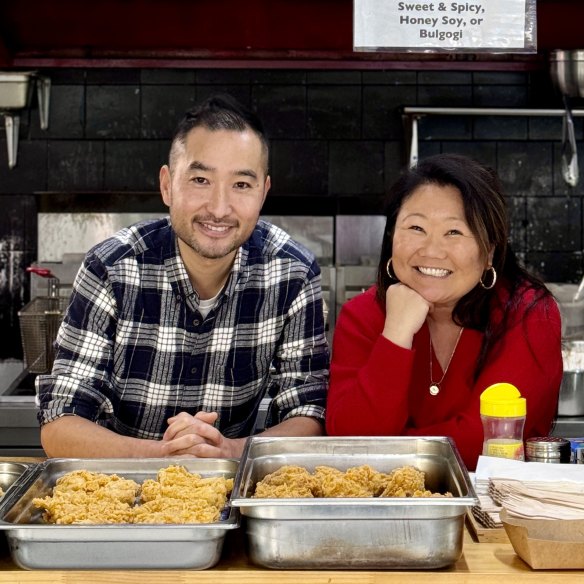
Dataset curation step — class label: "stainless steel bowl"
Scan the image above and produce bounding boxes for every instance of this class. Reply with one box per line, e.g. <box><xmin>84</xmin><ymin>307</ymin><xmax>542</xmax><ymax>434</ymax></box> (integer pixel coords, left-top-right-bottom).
<box><xmin>550</xmin><ymin>50</ymin><xmax>584</xmax><ymax>98</ymax></box>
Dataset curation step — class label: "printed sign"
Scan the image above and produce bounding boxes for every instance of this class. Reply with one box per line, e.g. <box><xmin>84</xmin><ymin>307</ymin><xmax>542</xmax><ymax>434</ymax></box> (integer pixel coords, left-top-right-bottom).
<box><xmin>354</xmin><ymin>0</ymin><xmax>536</xmax><ymax>52</ymax></box>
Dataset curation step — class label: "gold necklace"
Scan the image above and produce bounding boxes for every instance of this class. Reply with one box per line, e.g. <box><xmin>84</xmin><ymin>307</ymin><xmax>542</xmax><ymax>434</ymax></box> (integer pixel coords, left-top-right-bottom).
<box><xmin>429</xmin><ymin>327</ymin><xmax>464</xmax><ymax>396</ymax></box>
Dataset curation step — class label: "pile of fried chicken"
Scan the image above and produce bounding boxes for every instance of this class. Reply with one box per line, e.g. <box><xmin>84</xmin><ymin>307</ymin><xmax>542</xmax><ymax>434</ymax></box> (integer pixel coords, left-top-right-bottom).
<box><xmin>253</xmin><ymin>464</ymin><xmax>453</xmax><ymax>498</ymax></box>
<box><xmin>32</xmin><ymin>465</ymin><xmax>233</xmax><ymax>525</ymax></box>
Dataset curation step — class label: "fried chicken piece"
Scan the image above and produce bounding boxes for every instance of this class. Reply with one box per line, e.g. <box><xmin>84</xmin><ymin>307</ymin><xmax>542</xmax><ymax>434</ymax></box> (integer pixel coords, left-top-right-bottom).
<box><xmin>140</xmin><ymin>476</ymin><xmax>233</xmax><ymax>508</ymax></box>
<box><xmin>33</xmin><ymin>491</ymin><xmax>134</xmax><ymax>524</ymax></box>
<box><xmin>253</xmin><ymin>465</ymin><xmax>316</xmax><ymax>498</ymax></box>
<box><xmin>156</xmin><ymin>465</ymin><xmax>202</xmax><ymax>486</ymax></box>
<box><xmin>33</xmin><ymin>465</ymin><xmax>232</xmax><ymax>525</ymax></box>
<box><xmin>52</xmin><ymin>469</ymin><xmax>140</xmax><ymax>505</ymax></box>
<box><xmin>312</xmin><ymin>465</ymin><xmax>372</xmax><ymax>498</ymax></box>
<box><xmin>133</xmin><ymin>497</ymin><xmax>220</xmax><ymax>524</ymax></box>
<box><xmin>33</xmin><ymin>469</ymin><xmax>141</xmax><ymax>523</ymax></box>
<box><xmin>379</xmin><ymin>466</ymin><xmax>427</xmax><ymax>497</ymax></box>
<box><xmin>344</xmin><ymin>464</ymin><xmax>391</xmax><ymax>497</ymax></box>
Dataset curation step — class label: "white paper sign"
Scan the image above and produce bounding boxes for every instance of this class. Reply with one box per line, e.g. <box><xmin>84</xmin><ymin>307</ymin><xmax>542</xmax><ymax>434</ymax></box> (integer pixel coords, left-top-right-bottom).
<box><xmin>354</xmin><ymin>0</ymin><xmax>536</xmax><ymax>52</ymax></box>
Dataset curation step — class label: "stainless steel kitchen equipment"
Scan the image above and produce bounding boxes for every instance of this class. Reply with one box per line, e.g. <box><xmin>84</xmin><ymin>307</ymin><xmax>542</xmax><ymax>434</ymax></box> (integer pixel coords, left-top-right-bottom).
<box><xmin>231</xmin><ymin>436</ymin><xmax>478</xmax><ymax>570</ymax></box>
<box><xmin>18</xmin><ymin>268</ymin><xmax>68</xmax><ymax>374</ymax></box>
<box><xmin>335</xmin><ymin>265</ymin><xmax>377</xmax><ymax>317</ymax></box>
<box><xmin>0</xmin><ymin>462</ymin><xmax>35</xmax><ymax>500</ymax></box>
<box><xmin>0</xmin><ymin>71</ymin><xmax>50</xmax><ymax>168</ymax></box>
<box><xmin>525</xmin><ymin>436</ymin><xmax>572</xmax><ymax>463</ymax></box>
<box><xmin>547</xmin><ymin>283</ymin><xmax>584</xmax><ymax>339</ymax></box>
<box><xmin>0</xmin><ymin>458</ymin><xmax>239</xmax><ymax>570</ymax></box>
<box><xmin>550</xmin><ymin>50</ymin><xmax>584</xmax><ymax>99</ymax></box>
<box><xmin>0</xmin><ymin>361</ymin><xmax>44</xmax><ymax>457</ymax></box>
<box><xmin>558</xmin><ymin>340</ymin><xmax>584</xmax><ymax>417</ymax></box>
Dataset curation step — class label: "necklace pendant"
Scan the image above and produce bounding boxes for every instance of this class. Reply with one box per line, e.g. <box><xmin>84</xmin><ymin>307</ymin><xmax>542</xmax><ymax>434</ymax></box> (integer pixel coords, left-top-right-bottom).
<box><xmin>429</xmin><ymin>384</ymin><xmax>440</xmax><ymax>396</ymax></box>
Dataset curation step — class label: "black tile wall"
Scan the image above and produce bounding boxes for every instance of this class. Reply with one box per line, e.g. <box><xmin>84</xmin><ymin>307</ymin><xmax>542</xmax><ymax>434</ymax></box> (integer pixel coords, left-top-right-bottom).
<box><xmin>270</xmin><ymin>140</ymin><xmax>328</xmax><ymax>195</ymax></box>
<box><xmin>104</xmin><ymin>141</ymin><xmax>166</xmax><ymax>191</ymax></box>
<box><xmin>526</xmin><ymin>251</ymin><xmax>583</xmax><ymax>283</ymax></box>
<box><xmin>526</xmin><ymin>196</ymin><xmax>581</xmax><ymax>252</ymax></box>
<box><xmin>307</xmin><ymin>85</ymin><xmax>361</xmax><ymax>139</ymax></box>
<box><xmin>497</xmin><ymin>142</ymin><xmax>553</xmax><ymax>197</ymax></box>
<box><xmin>47</xmin><ymin>141</ymin><xmax>105</xmax><ymax>192</ymax></box>
<box><xmin>140</xmin><ymin>85</ymin><xmax>196</xmax><ymax>139</ymax></box>
<box><xmin>30</xmin><ymin>85</ymin><xmax>85</xmax><ymax>139</ymax></box>
<box><xmin>86</xmin><ymin>86</ymin><xmax>141</xmax><ymax>139</ymax></box>
<box><xmin>196</xmin><ymin>84</ymin><xmax>251</xmax><ymax>107</ymax></box>
<box><xmin>473</xmin><ymin>117</ymin><xmax>528</xmax><ymax>140</ymax></box>
<box><xmin>329</xmin><ymin>141</ymin><xmax>384</xmax><ymax>196</ymax></box>
<box><xmin>0</xmin><ymin>140</ymin><xmax>48</xmax><ymax>193</ymax></box>
<box><xmin>417</xmin><ymin>84</ymin><xmax>473</xmax><ymax>107</ymax></box>
<box><xmin>251</xmin><ymin>85</ymin><xmax>306</xmax><ymax>140</ymax></box>
<box><xmin>0</xmin><ymin>66</ymin><xmax>583</xmax><ymax>356</ymax></box>
<box><xmin>474</xmin><ymin>84</ymin><xmax>528</xmax><ymax>108</ymax></box>
<box><xmin>363</xmin><ymin>85</ymin><xmax>417</xmax><ymax>139</ymax></box>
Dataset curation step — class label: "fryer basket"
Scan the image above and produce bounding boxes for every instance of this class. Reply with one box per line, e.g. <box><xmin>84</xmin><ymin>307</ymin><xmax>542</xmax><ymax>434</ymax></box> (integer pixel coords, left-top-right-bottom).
<box><xmin>18</xmin><ymin>296</ymin><xmax>68</xmax><ymax>373</ymax></box>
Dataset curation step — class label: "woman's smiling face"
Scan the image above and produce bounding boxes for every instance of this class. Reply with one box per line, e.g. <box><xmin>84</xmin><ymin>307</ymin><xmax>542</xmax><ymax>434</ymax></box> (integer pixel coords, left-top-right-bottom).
<box><xmin>391</xmin><ymin>182</ymin><xmax>493</xmax><ymax>310</ymax></box>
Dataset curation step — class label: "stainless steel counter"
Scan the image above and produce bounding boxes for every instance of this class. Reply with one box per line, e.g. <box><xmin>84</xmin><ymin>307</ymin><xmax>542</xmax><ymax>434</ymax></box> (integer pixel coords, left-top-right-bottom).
<box><xmin>551</xmin><ymin>416</ymin><xmax>584</xmax><ymax>439</ymax></box>
<box><xmin>0</xmin><ymin>360</ymin><xmax>44</xmax><ymax>456</ymax></box>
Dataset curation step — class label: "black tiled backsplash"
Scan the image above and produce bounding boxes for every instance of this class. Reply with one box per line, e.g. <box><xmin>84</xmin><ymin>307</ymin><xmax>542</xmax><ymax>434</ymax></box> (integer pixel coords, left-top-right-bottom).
<box><xmin>526</xmin><ymin>197</ymin><xmax>582</xmax><ymax>252</ymax></box>
<box><xmin>47</xmin><ymin>141</ymin><xmax>105</xmax><ymax>191</ymax></box>
<box><xmin>29</xmin><ymin>85</ymin><xmax>85</xmax><ymax>140</ymax></box>
<box><xmin>0</xmin><ymin>67</ymin><xmax>583</xmax><ymax>359</ymax></box>
<box><xmin>252</xmin><ymin>85</ymin><xmax>307</xmax><ymax>140</ymax></box>
<box><xmin>270</xmin><ymin>140</ymin><xmax>328</xmax><ymax>195</ymax></box>
<box><xmin>329</xmin><ymin>141</ymin><xmax>384</xmax><ymax>196</ymax></box>
<box><xmin>86</xmin><ymin>86</ymin><xmax>142</xmax><ymax>139</ymax></box>
<box><xmin>104</xmin><ymin>141</ymin><xmax>166</xmax><ymax>191</ymax></box>
<box><xmin>362</xmin><ymin>85</ymin><xmax>417</xmax><ymax>140</ymax></box>
<box><xmin>307</xmin><ymin>85</ymin><xmax>361</xmax><ymax>139</ymax></box>
<box><xmin>140</xmin><ymin>85</ymin><xmax>197</xmax><ymax>139</ymax></box>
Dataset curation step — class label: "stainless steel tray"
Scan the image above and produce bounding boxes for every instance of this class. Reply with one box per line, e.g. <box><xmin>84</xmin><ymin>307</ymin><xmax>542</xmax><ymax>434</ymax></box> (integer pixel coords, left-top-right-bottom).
<box><xmin>0</xmin><ymin>462</ymin><xmax>37</xmax><ymax>501</ymax></box>
<box><xmin>0</xmin><ymin>458</ymin><xmax>239</xmax><ymax>570</ymax></box>
<box><xmin>231</xmin><ymin>436</ymin><xmax>478</xmax><ymax>570</ymax></box>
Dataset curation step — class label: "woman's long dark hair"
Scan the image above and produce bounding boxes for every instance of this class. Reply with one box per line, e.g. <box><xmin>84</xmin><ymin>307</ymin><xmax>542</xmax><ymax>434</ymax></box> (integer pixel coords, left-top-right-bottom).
<box><xmin>376</xmin><ymin>153</ymin><xmax>551</xmax><ymax>380</ymax></box>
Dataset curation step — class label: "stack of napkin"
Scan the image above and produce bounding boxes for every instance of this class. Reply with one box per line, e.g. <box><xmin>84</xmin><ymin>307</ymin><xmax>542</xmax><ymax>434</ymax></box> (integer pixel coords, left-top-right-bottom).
<box><xmin>471</xmin><ymin>465</ymin><xmax>503</xmax><ymax>528</ymax></box>
<box><xmin>472</xmin><ymin>455</ymin><xmax>584</xmax><ymax>523</ymax></box>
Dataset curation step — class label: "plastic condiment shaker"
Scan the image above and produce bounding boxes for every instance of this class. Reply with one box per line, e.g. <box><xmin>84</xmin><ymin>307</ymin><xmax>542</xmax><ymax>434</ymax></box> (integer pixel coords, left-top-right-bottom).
<box><xmin>480</xmin><ymin>382</ymin><xmax>526</xmax><ymax>460</ymax></box>
<box><xmin>525</xmin><ymin>437</ymin><xmax>572</xmax><ymax>463</ymax></box>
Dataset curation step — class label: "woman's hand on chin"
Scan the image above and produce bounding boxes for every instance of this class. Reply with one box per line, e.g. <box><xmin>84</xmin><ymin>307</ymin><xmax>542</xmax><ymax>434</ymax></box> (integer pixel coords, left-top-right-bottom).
<box><xmin>382</xmin><ymin>283</ymin><xmax>432</xmax><ymax>348</ymax></box>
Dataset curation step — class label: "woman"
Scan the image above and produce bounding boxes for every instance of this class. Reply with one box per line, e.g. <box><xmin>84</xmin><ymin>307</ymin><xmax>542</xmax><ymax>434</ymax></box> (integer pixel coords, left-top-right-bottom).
<box><xmin>325</xmin><ymin>154</ymin><xmax>562</xmax><ymax>470</ymax></box>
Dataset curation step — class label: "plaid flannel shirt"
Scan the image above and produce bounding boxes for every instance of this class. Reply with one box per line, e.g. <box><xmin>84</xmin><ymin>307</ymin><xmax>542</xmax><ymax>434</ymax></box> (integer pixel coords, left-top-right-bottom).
<box><xmin>36</xmin><ymin>218</ymin><xmax>329</xmax><ymax>439</ymax></box>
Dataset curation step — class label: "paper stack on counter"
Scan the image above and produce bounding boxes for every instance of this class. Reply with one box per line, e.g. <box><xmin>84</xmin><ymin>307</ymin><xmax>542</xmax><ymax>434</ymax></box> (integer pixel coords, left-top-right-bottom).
<box><xmin>470</xmin><ymin>467</ymin><xmax>503</xmax><ymax>528</ymax></box>
<box><xmin>474</xmin><ymin>455</ymin><xmax>584</xmax><ymax>521</ymax></box>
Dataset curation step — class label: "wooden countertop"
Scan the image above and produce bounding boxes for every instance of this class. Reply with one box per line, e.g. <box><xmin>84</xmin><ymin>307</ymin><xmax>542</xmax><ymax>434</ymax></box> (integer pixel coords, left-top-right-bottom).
<box><xmin>0</xmin><ymin>458</ymin><xmax>582</xmax><ymax>583</ymax></box>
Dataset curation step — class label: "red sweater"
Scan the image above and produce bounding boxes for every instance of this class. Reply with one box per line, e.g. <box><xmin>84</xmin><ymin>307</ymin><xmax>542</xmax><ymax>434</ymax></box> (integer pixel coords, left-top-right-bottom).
<box><xmin>325</xmin><ymin>285</ymin><xmax>563</xmax><ymax>471</ymax></box>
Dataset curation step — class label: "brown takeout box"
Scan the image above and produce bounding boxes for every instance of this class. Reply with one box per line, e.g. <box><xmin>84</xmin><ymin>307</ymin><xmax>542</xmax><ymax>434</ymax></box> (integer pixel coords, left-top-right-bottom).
<box><xmin>501</xmin><ymin>508</ymin><xmax>584</xmax><ymax>570</ymax></box>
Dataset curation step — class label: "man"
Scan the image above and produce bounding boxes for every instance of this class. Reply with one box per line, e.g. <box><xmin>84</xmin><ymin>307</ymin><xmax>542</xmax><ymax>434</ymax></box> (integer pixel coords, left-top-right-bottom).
<box><xmin>37</xmin><ymin>94</ymin><xmax>329</xmax><ymax>458</ymax></box>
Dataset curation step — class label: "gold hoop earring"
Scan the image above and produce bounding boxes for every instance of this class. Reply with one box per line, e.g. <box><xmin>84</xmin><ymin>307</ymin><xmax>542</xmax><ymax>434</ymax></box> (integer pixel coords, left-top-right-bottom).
<box><xmin>479</xmin><ymin>266</ymin><xmax>497</xmax><ymax>290</ymax></box>
<box><xmin>386</xmin><ymin>258</ymin><xmax>398</xmax><ymax>281</ymax></box>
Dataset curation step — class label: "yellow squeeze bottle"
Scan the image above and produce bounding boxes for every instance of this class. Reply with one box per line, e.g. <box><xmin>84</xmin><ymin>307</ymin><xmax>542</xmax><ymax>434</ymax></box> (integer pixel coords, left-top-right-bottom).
<box><xmin>480</xmin><ymin>383</ymin><xmax>526</xmax><ymax>461</ymax></box>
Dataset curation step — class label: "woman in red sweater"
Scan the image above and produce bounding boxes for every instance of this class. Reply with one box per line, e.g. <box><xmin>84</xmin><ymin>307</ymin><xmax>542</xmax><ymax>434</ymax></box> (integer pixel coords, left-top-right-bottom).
<box><xmin>325</xmin><ymin>154</ymin><xmax>562</xmax><ymax>471</ymax></box>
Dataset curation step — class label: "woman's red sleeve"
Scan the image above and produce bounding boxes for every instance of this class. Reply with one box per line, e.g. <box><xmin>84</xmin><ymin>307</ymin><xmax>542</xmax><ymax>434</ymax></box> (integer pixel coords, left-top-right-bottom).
<box><xmin>326</xmin><ymin>289</ymin><xmax>415</xmax><ymax>435</ymax></box>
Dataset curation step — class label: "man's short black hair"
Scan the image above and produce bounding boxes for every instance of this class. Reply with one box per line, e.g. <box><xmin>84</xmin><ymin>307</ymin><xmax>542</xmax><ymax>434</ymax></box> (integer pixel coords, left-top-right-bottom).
<box><xmin>169</xmin><ymin>93</ymin><xmax>269</xmax><ymax>172</ymax></box>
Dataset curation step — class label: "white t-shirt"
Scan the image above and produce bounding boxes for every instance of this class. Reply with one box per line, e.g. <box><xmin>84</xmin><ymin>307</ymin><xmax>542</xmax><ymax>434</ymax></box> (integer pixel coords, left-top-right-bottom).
<box><xmin>198</xmin><ymin>291</ymin><xmax>220</xmax><ymax>319</ymax></box>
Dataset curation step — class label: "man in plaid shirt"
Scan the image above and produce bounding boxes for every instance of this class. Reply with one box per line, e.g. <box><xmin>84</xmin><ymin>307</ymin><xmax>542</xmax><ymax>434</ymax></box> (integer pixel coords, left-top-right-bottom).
<box><xmin>37</xmin><ymin>94</ymin><xmax>329</xmax><ymax>458</ymax></box>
